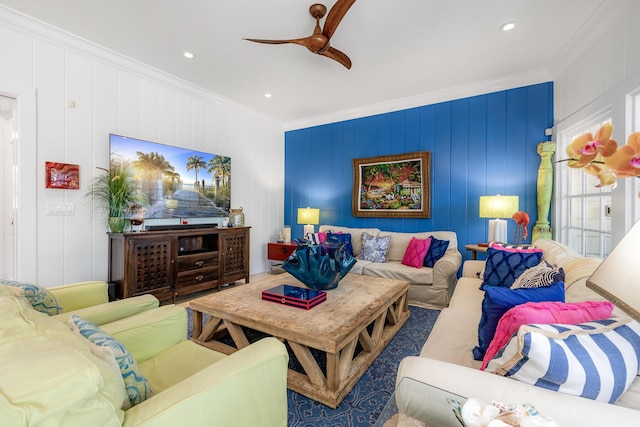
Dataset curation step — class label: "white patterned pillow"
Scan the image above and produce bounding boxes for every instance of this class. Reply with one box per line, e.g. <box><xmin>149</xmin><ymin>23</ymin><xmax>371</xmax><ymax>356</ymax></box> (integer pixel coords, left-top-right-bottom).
<box><xmin>510</xmin><ymin>261</ymin><xmax>565</xmax><ymax>289</ymax></box>
<box><xmin>68</xmin><ymin>314</ymin><xmax>152</xmax><ymax>408</ymax></box>
<box><xmin>486</xmin><ymin>318</ymin><xmax>640</xmax><ymax>403</ymax></box>
<box><xmin>1</xmin><ymin>279</ymin><xmax>62</xmax><ymax>315</ymax></box>
<box><xmin>359</xmin><ymin>232</ymin><xmax>391</xmax><ymax>263</ymax></box>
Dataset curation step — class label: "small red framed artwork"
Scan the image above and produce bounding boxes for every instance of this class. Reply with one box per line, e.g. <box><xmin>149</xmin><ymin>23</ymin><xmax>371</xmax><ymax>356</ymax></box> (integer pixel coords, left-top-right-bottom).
<box><xmin>45</xmin><ymin>162</ymin><xmax>79</xmax><ymax>189</ymax></box>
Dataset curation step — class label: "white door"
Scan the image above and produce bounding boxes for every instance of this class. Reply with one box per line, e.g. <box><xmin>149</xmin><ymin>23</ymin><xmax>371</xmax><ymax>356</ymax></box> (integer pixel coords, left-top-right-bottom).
<box><xmin>0</xmin><ymin>95</ymin><xmax>16</xmax><ymax>280</ymax></box>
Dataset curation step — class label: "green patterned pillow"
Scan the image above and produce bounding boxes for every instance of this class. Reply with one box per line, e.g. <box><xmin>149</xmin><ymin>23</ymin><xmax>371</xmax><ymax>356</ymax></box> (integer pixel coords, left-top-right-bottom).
<box><xmin>68</xmin><ymin>314</ymin><xmax>152</xmax><ymax>408</ymax></box>
<box><xmin>0</xmin><ymin>279</ymin><xmax>62</xmax><ymax>315</ymax></box>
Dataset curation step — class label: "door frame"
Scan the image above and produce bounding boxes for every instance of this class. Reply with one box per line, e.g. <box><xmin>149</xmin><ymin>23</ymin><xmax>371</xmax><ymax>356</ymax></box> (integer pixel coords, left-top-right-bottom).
<box><xmin>0</xmin><ymin>83</ymin><xmax>37</xmax><ymax>282</ymax></box>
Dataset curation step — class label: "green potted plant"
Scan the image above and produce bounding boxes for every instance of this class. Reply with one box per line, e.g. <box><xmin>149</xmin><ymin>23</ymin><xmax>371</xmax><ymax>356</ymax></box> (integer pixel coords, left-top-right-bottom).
<box><xmin>87</xmin><ymin>162</ymin><xmax>146</xmax><ymax>233</ymax></box>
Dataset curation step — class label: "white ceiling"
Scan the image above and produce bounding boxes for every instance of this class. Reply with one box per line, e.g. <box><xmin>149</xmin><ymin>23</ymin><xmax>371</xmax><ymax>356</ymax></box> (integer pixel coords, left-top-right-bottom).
<box><xmin>0</xmin><ymin>0</ymin><xmax>612</xmax><ymax>126</ymax></box>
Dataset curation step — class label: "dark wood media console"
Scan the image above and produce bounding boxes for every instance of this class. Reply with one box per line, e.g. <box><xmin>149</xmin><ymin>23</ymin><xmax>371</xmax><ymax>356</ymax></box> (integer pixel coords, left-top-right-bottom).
<box><xmin>108</xmin><ymin>226</ymin><xmax>250</xmax><ymax>301</ymax></box>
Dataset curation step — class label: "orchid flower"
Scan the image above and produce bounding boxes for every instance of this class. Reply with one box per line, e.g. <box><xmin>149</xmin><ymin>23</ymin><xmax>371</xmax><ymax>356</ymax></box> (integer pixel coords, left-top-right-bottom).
<box><xmin>583</xmin><ymin>157</ymin><xmax>618</xmax><ymax>188</ymax></box>
<box><xmin>565</xmin><ymin>122</ymin><xmax>617</xmax><ymax>168</ymax></box>
<box><xmin>605</xmin><ymin>132</ymin><xmax>640</xmax><ymax>178</ymax></box>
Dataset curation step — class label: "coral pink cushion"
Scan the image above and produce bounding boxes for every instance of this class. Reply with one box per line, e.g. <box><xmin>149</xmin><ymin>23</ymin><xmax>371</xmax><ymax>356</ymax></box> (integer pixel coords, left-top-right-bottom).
<box><xmin>480</xmin><ymin>300</ymin><xmax>614</xmax><ymax>370</ymax></box>
<box><xmin>317</xmin><ymin>232</ymin><xmax>327</xmax><ymax>243</ymax></box>
<box><xmin>401</xmin><ymin>237</ymin><xmax>431</xmax><ymax>268</ymax></box>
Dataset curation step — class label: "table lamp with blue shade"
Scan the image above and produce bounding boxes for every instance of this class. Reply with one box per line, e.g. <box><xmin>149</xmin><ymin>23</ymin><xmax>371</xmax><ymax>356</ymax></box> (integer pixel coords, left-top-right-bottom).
<box><xmin>479</xmin><ymin>195</ymin><xmax>519</xmax><ymax>243</ymax></box>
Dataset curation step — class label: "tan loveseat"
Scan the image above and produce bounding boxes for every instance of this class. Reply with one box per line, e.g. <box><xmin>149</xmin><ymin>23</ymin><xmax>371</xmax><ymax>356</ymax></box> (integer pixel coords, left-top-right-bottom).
<box><xmin>319</xmin><ymin>225</ymin><xmax>462</xmax><ymax>308</ymax></box>
<box><xmin>396</xmin><ymin>238</ymin><xmax>640</xmax><ymax>425</ymax></box>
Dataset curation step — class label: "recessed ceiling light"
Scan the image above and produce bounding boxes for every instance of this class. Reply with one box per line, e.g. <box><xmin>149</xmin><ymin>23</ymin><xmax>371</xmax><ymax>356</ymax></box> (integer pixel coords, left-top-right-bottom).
<box><xmin>500</xmin><ymin>21</ymin><xmax>516</xmax><ymax>32</ymax></box>
<box><xmin>265</xmin><ymin>93</ymin><xmax>272</xmax><ymax>98</ymax></box>
<box><xmin>183</xmin><ymin>51</ymin><xmax>195</xmax><ymax>59</ymax></box>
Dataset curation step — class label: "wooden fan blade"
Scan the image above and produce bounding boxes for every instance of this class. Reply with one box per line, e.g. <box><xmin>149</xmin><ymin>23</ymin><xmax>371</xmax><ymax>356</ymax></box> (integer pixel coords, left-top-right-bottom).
<box><xmin>323</xmin><ymin>0</ymin><xmax>357</xmax><ymax>39</ymax></box>
<box><xmin>321</xmin><ymin>46</ymin><xmax>352</xmax><ymax>69</ymax></box>
<box><xmin>244</xmin><ymin>37</ymin><xmax>314</xmax><ymax>49</ymax></box>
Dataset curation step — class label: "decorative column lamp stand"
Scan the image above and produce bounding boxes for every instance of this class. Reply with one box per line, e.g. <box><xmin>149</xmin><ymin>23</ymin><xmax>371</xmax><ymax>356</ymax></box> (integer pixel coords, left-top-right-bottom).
<box><xmin>532</xmin><ymin>142</ymin><xmax>556</xmax><ymax>242</ymax></box>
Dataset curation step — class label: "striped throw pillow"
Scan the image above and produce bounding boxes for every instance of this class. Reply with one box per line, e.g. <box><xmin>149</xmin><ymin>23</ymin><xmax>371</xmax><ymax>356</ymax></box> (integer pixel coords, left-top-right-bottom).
<box><xmin>486</xmin><ymin>318</ymin><xmax>640</xmax><ymax>403</ymax></box>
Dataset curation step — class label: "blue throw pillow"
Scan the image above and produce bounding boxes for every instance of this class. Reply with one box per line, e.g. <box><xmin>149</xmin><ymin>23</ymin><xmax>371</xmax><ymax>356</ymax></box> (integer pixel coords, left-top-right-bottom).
<box><xmin>326</xmin><ymin>232</ymin><xmax>354</xmax><ymax>257</ymax></box>
<box><xmin>423</xmin><ymin>237</ymin><xmax>449</xmax><ymax>268</ymax></box>
<box><xmin>1</xmin><ymin>279</ymin><xmax>62</xmax><ymax>315</ymax></box>
<box><xmin>359</xmin><ymin>232</ymin><xmax>391</xmax><ymax>263</ymax></box>
<box><xmin>481</xmin><ymin>247</ymin><xmax>543</xmax><ymax>289</ymax></box>
<box><xmin>472</xmin><ymin>281</ymin><xmax>565</xmax><ymax>361</ymax></box>
<box><xmin>68</xmin><ymin>314</ymin><xmax>153</xmax><ymax>408</ymax></box>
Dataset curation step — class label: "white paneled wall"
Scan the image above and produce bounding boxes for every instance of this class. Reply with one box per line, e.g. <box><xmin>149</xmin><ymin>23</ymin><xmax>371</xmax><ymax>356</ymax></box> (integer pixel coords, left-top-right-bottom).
<box><xmin>551</xmin><ymin>0</ymin><xmax>640</xmax><ymax>244</ymax></box>
<box><xmin>0</xmin><ymin>8</ymin><xmax>284</xmax><ymax>286</ymax></box>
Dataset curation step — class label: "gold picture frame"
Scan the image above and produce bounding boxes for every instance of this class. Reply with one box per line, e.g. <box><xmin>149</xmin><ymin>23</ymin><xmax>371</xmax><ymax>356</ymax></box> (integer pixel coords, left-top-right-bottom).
<box><xmin>352</xmin><ymin>151</ymin><xmax>430</xmax><ymax>218</ymax></box>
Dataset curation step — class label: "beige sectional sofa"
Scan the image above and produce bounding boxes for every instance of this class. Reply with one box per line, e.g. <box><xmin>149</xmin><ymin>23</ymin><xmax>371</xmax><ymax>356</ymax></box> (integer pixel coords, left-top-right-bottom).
<box><xmin>318</xmin><ymin>225</ymin><xmax>462</xmax><ymax>309</ymax></box>
<box><xmin>396</xmin><ymin>238</ymin><xmax>640</xmax><ymax>425</ymax></box>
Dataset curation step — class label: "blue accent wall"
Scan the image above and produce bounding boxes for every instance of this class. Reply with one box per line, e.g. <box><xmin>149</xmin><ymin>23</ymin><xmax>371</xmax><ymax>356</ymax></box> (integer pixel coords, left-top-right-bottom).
<box><xmin>284</xmin><ymin>82</ymin><xmax>553</xmax><ymax>260</ymax></box>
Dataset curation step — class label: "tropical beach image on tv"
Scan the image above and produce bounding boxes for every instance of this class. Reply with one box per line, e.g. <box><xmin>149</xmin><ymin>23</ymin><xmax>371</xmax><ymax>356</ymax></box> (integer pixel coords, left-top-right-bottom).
<box><xmin>109</xmin><ymin>134</ymin><xmax>230</xmax><ymax>220</ymax></box>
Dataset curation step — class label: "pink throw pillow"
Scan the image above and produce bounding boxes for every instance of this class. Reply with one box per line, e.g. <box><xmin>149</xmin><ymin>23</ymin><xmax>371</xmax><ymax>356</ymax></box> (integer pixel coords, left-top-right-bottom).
<box><xmin>401</xmin><ymin>237</ymin><xmax>431</xmax><ymax>268</ymax></box>
<box><xmin>480</xmin><ymin>300</ymin><xmax>614</xmax><ymax>370</ymax></box>
<box><xmin>317</xmin><ymin>232</ymin><xmax>327</xmax><ymax>243</ymax></box>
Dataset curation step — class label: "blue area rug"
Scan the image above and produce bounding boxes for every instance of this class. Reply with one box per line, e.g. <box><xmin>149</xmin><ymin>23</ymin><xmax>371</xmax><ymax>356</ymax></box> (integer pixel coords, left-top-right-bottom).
<box><xmin>187</xmin><ymin>305</ymin><xmax>439</xmax><ymax>427</ymax></box>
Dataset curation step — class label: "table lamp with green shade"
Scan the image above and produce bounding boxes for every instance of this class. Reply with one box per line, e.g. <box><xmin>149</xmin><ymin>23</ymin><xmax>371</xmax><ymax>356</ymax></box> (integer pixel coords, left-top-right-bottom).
<box><xmin>297</xmin><ymin>207</ymin><xmax>320</xmax><ymax>239</ymax></box>
<box><xmin>479</xmin><ymin>195</ymin><xmax>519</xmax><ymax>244</ymax></box>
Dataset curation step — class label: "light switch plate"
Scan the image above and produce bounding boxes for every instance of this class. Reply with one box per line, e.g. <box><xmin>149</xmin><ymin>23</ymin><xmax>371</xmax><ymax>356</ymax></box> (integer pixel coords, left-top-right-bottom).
<box><xmin>46</xmin><ymin>201</ymin><xmax>75</xmax><ymax>215</ymax></box>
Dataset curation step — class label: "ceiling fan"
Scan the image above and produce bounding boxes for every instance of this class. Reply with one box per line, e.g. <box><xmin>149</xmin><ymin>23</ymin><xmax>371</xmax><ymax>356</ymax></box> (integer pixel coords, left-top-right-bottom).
<box><xmin>244</xmin><ymin>0</ymin><xmax>357</xmax><ymax>69</ymax></box>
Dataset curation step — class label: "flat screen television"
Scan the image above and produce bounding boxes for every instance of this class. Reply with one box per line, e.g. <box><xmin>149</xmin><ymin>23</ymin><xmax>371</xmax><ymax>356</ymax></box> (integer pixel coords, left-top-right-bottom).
<box><xmin>109</xmin><ymin>134</ymin><xmax>231</xmax><ymax>224</ymax></box>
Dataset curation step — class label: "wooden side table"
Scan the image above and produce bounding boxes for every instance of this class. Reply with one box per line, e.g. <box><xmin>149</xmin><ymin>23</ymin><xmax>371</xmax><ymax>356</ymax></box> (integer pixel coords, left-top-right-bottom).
<box><xmin>267</xmin><ymin>242</ymin><xmax>297</xmax><ymax>273</ymax></box>
<box><xmin>464</xmin><ymin>244</ymin><xmax>488</xmax><ymax>260</ymax></box>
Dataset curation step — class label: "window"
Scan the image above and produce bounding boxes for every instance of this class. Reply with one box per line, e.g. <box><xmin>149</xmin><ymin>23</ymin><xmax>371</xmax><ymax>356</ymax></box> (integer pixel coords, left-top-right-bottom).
<box><xmin>556</xmin><ymin>115</ymin><xmax>612</xmax><ymax>257</ymax></box>
<box><xmin>629</xmin><ymin>88</ymin><xmax>640</xmax><ymax>224</ymax></box>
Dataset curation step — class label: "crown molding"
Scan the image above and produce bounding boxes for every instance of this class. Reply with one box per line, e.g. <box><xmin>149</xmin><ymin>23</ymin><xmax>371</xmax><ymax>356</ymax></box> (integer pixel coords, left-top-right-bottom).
<box><xmin>0</xmin><ymin>5</ymin><xmax>283</xmax><ymax>127</ymax></box>
<box><xmin>547</xmin><ymin>0</ymin><xmax>631</xmax><ymax>78</ymax></box>
<box><xmin>284</xmin><ymin>69</ymin><xmax>552</xmax><ymax>131</ymax></box>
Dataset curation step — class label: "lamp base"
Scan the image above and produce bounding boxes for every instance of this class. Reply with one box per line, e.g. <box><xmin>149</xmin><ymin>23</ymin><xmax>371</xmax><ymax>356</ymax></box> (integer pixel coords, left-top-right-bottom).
<box><xmin>488</xmin><ymin>218</ymin><xmax>507</xmax><ymax>243</ymax></box>
<box><xmin>303</xmin><ymin>224</ymin><xmax>315</xmax><ymax>239</ymax></box>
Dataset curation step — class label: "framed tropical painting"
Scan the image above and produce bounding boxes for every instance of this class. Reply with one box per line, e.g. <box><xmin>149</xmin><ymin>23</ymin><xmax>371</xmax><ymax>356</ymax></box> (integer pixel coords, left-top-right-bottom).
<box><xmin>352</xmin><ymin>151</ymin><xmax>430</xmax><ymax>218</ymax></box>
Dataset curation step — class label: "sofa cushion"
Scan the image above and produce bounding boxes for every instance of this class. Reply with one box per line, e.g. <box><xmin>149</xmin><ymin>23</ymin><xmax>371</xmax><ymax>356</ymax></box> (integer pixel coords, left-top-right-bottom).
<box><xmin>562</xmin><ymin>258</ymin><xmax>602</xmax><ymax>289</ymax></box>
<box><xmin>423</xmin><ymin>236</ymin><xmax>449</xmax><ymax>268</ymax></box>
<box><xmin>68</xmin><ymin>314</ymin><xmax>153</xmax><ymax>408</ymax></box>
<box><xmin>510</xmin><ymin>261</ymin><xmax>565</xmax><ymax>289</ymax></box>
<box><xmin>489</xmin><ymin>242</ymin><xmax>535</xmax><ymax>250</ymax></box>
<box><xmin>480</xmin><ymin>300</ymin><xmax>614</xmax><ymax>370</ymax></box>
<box><xmin>420</xmin><ymin>306</ymin><xmax>483</xmax><ymax>369</ymax></box>
<box><xmin>307</xmin><ymin>232</ymin><xmax>327</xmax><ymax>244</ymax></box>
<box><xmin>473</xmin><ymin>281</ymin><xmax>565</xmax><ymax>360</ymax></box>
<box><xmin>53</xmin><ymin>294</ymin><xmax>159</xmax><ymax>326</ymax></box>
<box><xmin>140</xmin><ymin>340</ymin><xmax>226</xmax><ymax>392</ymax></box>
<box><xmin>481</xmin><ymin>247</ymin><xmax>543</xmax><ymax>289</ymax></box>
<box><xmin>1</xmin><ymin>280</ymin><xmax>62</xmax><ymax>315</ymax></box>
<box><xmin>363</xmin><ymin>261</ymin><xmax>434</xmax><ymax>285</ymax></box>
<box><xmin>359</xmin><ymin>232</ymin><xmax>391</xmax><ymax>263</ymax></box>
<box><xmin>326</xmin><ymin>232</ymin><xmax>354</xmax><ymax>257</ymax></box>
<box><xmin>0</xmin><ymin>286</ymin><xmax>125</xmax><ymax>425</ymax></box>
<box><xmin>319</xmin><ymin>225</ymin><xmax>381</xmax><ymax>257</ymax></box>
<box><xmin>402</xmin><ymin>237</ymin><xmax>431</xmax><ymax>268</ymax></box>
<box><xmin>379</xmin><ymin>231</ymin><xmax>435</xmax><ymax>262</ymax></box>
<box><xmin>486</xmin><ymin>318</ymin><xmax>640</xmax><ymax>404</ymax></box>
<box><xmin>534</xmin><ymin>238</ymin><xmax>583</xmax><ymax>267</ymax></box>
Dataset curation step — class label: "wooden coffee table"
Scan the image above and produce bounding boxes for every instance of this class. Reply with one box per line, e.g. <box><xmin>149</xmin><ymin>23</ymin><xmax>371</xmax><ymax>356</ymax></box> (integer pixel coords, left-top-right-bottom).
<box><xmin>190</xmin><ymin>273</ymin><xmax>410</xmax><ymax>408</ymax></box>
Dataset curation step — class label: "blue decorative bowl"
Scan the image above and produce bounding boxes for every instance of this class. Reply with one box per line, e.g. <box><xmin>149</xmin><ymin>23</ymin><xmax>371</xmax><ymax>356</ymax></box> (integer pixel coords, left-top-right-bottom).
<box><xmin>282</xmin><ymin>237</ymin><xmax>356</xmax><ymax>290</ymax></box>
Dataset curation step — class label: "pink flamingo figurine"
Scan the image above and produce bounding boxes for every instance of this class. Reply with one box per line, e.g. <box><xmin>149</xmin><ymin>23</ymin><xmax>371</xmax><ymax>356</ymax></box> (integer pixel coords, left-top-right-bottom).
<box><xmin>512</xmin><ymin>211</ymin><xmax>530</xmax><ymax>244</ymax></box>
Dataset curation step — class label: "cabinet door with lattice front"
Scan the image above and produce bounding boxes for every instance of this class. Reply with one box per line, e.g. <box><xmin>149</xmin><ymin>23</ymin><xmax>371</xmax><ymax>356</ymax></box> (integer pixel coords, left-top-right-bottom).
<box><xmin>219</xmin><ymin>227</ymin><xmax>250</xmax><ymax>285</ymax></box>
<box><xmin>126</xmin><ymin>235</ymin><xmax>176</xmax><ymax>300</ymax></box>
